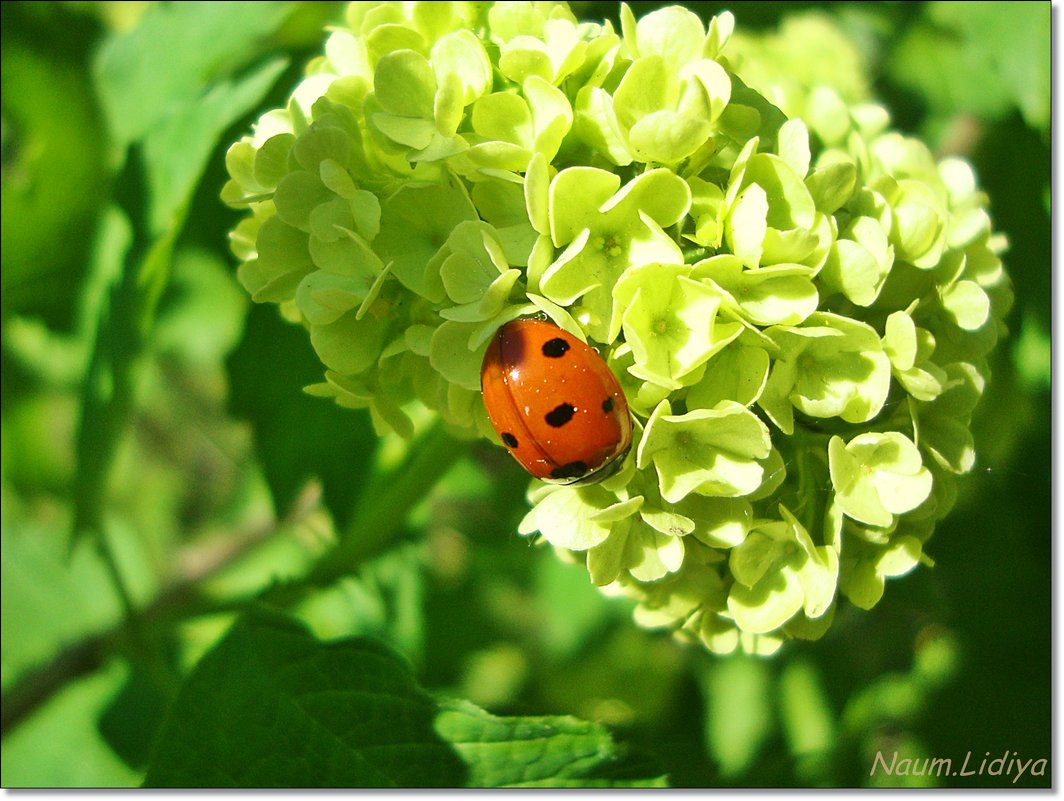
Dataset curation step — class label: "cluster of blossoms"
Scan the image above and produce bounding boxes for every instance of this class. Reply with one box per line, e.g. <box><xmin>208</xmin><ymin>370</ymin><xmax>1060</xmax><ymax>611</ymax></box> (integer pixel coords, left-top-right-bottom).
<box><xmin>223</xmin><ymin>2</ymin><xmax>1011</xmax><ymax>655</ymax></box>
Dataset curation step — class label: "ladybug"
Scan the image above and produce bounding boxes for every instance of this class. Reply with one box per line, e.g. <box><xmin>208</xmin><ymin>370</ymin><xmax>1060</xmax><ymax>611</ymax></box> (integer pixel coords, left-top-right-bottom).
<box><xmin>480</xmin><ymin>318</ymin><xmax>633</xmax><ymax>484</ymax></box>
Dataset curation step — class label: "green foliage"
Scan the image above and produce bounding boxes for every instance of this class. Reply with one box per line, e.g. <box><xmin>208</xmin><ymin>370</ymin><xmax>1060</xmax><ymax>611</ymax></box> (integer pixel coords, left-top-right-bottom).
<box><xmin>2</xmin><ymin>662</ymin><xmax>142</xmax><ymax>788</ymax></box>
<box><xmin>0</xmin><ymin>0</ymin><xmax>1050</xmax><ymax>791</ymax></box>
<box><xmin>699</xmin><ymin>653</ymin><xmax>772</xmax><ymax>777</ymax></box>
<box><xmin>227</xmin><ymin>302</ymin><xmax>378</xmax><ymax>528</ymax></box>
<box><xmin>145</xmin><ymin>610</ymin><xmax>663</xmax><ymax>788</ymax></box>
<box><xmin>887</xmin><ymin>2</ymin><xmax>1050</xmax><ymax>133</ymax></box>
<box><xmin>1</xmin><ymin>14</ymin><xmax>107</xmax><ymax>322</ymax></box>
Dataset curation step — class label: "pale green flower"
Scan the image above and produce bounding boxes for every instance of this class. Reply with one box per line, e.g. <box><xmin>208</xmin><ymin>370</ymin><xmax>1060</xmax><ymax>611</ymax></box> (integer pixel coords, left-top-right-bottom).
<box><xmin>224</xmin><ymin>0</ymin><xmax>1012</xmax><ymax>656</ymax></box>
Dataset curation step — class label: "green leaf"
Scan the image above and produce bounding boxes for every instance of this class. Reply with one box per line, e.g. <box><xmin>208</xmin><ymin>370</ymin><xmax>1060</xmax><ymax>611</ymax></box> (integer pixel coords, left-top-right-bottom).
<box><xmin>700</xmin><ymin>654</ymin><xmax>773</xmax><ymax>779</ymax></box>
<box><xmin>68</xmin><ymin>207</ymin><xmax>135</xmax><ymax>540</ymax></box>
<box><xmin>887</xmin><ymin>1</ymin><xmax>1050</xmax><ymax>130</ymax></box>
<box><xmin>226</xmin><ymin>303</ymin><xmax>377</xmax><ymax>529</ymax></box>
<box><xmin>778</xmin><ymin>659</ymin><xmax>836</xmax><ymax>782</ymax></box>
<box><xmin>1012</xmin><ymin>311</ymin><xmax>1051</xmax><ymax>390</ymax></box>
<box><xmin>2</xmin><ymin>662</ymin><xmax>141</xmax><ymax>788</ymax></box>
<box><xmin>1</xmin><ymin>22</ymin><xmax>109</xmax><ymax>321</ymax></box>
<box><xmin>727</xmin><ymin>72</ymin><xmax>788</xmax><ymax>148</ymax></box>
<box><xmin>435</xmin><ymin>699</ymin><xmax>667</xmax><ymax>788</ymax></box>
<box><xmin>93</xmin><ymin>1</ymin><xmax>297</xmax><ymax>150</ymax></box>
<box><xmin>142</xmin><ymin>57</ymin><xmax>289</xmax><ymax>235</ymax></box>
<box><xmin>145</xmin><ymin>610</ymin><xmax>466</xmax><ymax>787</ymax></box>
<box><xmin>153</xmin><ymin>247</ymin><xmax>249</xmax><ymax>367</ymax></box>
<box><xmin>73</xmin><ymin>4</ymin><xmax>294</xmax><ymax>548</ymax></box>
<box><xmin>1</xmin><ymin>516</ymin><xmax>126</xmax><ymax>689</ymax></box>
<box><xmin>532</xmin><ymin>556</ymin><xmax>616</xmax><ymax>661</ymax></box>
<box><xmin>98</xmin><ymin>664</ymin><xmax>171</xmax><ymax>770</ymax></box>
<box><xmin>145</xmin><ymin>611</ymin><xmax>664</xmax><ymax>788</ymax></box>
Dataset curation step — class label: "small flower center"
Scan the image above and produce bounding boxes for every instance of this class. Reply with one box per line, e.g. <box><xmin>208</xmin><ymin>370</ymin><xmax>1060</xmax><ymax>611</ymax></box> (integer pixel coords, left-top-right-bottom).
<box><xmin>597</xmin><ymin>232</ymin><xmax>623</xmax><ymax>258</ymax></box>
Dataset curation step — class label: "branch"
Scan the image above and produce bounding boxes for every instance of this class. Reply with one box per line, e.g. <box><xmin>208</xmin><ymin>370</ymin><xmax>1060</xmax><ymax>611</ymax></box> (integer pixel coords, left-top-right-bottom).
<box><xmin>0</xmin><ymin>481</ymin><xmax>322</xmax><ymax>737</ymax></box>
<box><xmin>1</xmin><ymin>423</ymin><xmax>471</xmax><ymax>736</ymax></box>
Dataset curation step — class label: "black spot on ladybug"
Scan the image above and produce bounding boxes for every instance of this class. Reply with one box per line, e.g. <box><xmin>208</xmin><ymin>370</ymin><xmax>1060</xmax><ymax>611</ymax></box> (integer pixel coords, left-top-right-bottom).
<box><xmin>551</xmin><ymin>461</ymin><xmax>589</xmax><ymax>480</ymax></box>
<box><xmin>542</xmin><ymin>338</ymin><xmax>570</xmax><ymax>358</ymax></box>
<box><xmin>602</xmin><ymin>397</ymin><xmax>614</xmax><ymax>413</ymax></box>
<box><xmin>545</xmin><ymin>403</ymin><xmax>575</xmax><ymax>427</ymax></box>
<box><xmin>501</xmin><ymin>432</ymin><xmax>519</xmax><ymax>448</ymax></box>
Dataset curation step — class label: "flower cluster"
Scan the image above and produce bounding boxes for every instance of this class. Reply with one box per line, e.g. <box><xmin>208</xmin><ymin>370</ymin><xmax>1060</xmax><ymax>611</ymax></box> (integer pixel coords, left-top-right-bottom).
<box><xmin>223</xmin><ymin>2</ymin><xmax>1012</xmax><ymax>655</ymax></box>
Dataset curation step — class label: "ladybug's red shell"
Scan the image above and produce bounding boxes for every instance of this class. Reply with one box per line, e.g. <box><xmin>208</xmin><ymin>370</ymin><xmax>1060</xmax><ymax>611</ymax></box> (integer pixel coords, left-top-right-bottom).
<box><xmin>480</xmin><ymin>319</ymin><xmax>633</xmax><ymax>484</ymax></box>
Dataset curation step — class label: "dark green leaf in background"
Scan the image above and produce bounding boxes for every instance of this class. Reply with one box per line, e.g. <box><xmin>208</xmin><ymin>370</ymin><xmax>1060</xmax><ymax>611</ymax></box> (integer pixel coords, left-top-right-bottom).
<box><xmin>145</xmin><ymin>610</ymin><xmax>467</xmax><ymax>787</ymax></box>
<box><xmin>700</xmin><ymin>652</ymin><xmax>773</xmax><ymax>779</ymax></box>
<box><xmin>98</xmin><ymin>662</ymin><xmax>172</xmax><ymax>770</ymax></box>
<box><xmin>778</xmin><ymin>658</ymin><xmax>836</xmax><ymax>785</ymax></box>
<box><xmin>72</xmin><ymin>2</ymin><xmax>295</xmax><ymax>545</ymax></box>
<box><xmin>227</xmin><ymin>303</ymin><xmax>378</xmax><ymax>528</ymax></box>
<box><xmin>887</xmin><ymin>1</ymin><xmax>1050</xmax><ymax>131</ymax></box>
<box><xmin>1</xmin><ymin>5</ymin><xmax>108</xmax><ymax>324</ymax></box>
<box><xmin>145</xmin><ymin>610</ymin><xmax>665</xmax><ymax>788</ymax></box>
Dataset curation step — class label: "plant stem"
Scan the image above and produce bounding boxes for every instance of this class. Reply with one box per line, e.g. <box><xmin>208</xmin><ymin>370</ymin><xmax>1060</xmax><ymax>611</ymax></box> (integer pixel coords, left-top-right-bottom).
<box><xmin>307</xmin><ymin>421</ymin><xmax>471</xmax><ymax>587</ymax></box>
<box><xmin>0</xmin><ymin>422</ymin><xmax>472</xmax><ymax>735</ymax></box>
<box><xmin>0</xmin><ymin>480</ymin><xmax>320</xmax><ymax>736</ymax></box>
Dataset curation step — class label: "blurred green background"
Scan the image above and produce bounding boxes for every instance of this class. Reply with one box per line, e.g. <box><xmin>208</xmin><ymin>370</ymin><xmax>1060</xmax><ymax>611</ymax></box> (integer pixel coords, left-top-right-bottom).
<box><xmin>0</xmin><ymin>0</ymin><xmax>1051</xmax><ymax>788</ymax></box>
